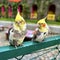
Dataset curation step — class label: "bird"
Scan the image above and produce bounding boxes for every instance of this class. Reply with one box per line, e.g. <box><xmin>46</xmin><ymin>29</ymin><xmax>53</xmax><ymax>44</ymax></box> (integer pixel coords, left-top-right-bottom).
<box><xmin>8</xmin><ymin>11</ymin><xmax>27</xmax><ymax>47</ymax></box>
<box><xmin>33</xmin><ymin>17</ymin><xmax>49</xmax><ymax>42</ymax></box>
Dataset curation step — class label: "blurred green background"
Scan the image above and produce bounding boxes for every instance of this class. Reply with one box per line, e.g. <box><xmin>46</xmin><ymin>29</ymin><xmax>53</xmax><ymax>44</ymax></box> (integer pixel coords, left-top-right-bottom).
<box><xmin>0</xmin><ymin>0</ymin><xmax>60</xmax><ymax>25</ymax></box>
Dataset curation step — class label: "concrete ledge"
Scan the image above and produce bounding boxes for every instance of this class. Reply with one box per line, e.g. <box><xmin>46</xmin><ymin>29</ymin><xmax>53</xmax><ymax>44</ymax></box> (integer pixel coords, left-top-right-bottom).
<box><xmin>0</xmin><ymin>21</ymin><xmax>60</xmax><ymax>34</ymax></box>
<box><xmin>49</xmin><ymin>25</ymin><xmax>60</xmax><ymax>34</ymax></box>
<box><xmin>27</xmin><ymin>24</ymin><xmax>60</xmax><ymax>34</ymax></box>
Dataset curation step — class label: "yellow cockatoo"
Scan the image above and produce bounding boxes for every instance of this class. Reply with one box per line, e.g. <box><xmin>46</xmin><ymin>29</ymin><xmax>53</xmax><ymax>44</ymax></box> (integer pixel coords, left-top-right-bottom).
<box><xmin>37</xmin><ymin>17</ymin><xmax>48</xmax><ymax>32</ymax></box>
<box><xmin>34</xmin><ymin>17</ymin><xmax>49</xmax><ymax>42</ymax></box>
<box><xmin>9</xmin><ymin>11</ymin><xmax>26</xmax><ymax>47</ymax></box>
<box><xmin>13</xmin><ymin>11</ymin><xmax>26</xmax><ymax>33</ymax></box>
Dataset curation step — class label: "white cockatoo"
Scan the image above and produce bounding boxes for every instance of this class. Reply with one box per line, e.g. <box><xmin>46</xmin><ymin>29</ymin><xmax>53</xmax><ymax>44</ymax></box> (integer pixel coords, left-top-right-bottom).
<box><xmin>33</xmin><ymin>17</ymin><xmax>49</xmax><ymax>42</ymax></box>
<box><xmin>9</xmin><ymin>11</ymin><xmax>26</xmax><ymax>47</ymax></box>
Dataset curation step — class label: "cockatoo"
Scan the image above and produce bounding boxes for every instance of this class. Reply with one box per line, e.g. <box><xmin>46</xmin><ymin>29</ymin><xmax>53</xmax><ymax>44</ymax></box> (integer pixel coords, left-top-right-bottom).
<box><xmin>9</xmin><ymin>11</ymin><xmax>26</xmax><ymax>47</ymax></box>
<box><xmin>33</xmin><ymin>17</ymin><xmax>49</xmax><ymax>42</ymax></box>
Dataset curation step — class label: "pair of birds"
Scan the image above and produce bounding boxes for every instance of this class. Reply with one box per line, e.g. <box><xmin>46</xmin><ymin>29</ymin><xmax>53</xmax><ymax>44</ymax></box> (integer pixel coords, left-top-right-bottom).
<box><xmin>9</xmin><ymin>11</ymin><xmax>49</xmax><ymax>47</ymax></box>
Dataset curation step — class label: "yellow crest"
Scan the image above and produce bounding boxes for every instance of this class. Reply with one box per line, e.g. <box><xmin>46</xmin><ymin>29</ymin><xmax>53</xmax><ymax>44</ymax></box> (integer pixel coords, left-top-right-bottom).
<box><xmin>37</xmin><ymin>17</ymin><xmax>46</xmax><ymax>24</ymax></box>
<box><xmin>15</xmin><ymin>11</ymin><xmax>24</xmax><ymax>22</ymax></box>
<box><xmin>13</xmin><ymin>11</ymin><xmax>26</xmax><ymax>32</ymax></box>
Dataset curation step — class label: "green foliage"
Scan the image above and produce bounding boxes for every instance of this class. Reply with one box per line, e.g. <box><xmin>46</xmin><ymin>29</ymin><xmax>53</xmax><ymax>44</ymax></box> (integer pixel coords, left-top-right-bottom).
<box><xmin>46</xmin><ymin>20</ymin><xmax>60</xmax><ymax>25</ymax></box>
<box><xmin>56</xmin><ymin>16</ymin><xmax>60</xmax><ymax>22</ymax></box>
<box><xmin>12</xmin><ymin>3</ymin><xmax>17</xmax><ymax>18</ymax></box>
<box><xmin>23</xmin><ymin>5</ymin><xmax>30</xmax><ymax>19</ymax></box>
<box><xmin>0</xmin><ymin>17</ymin><xmax>60</xmax><ymax>25</ymax></box>
<box><xmin>0</xmin><ymin>0</ymin><xmax>60</xmax><ymax>21</ymax></box>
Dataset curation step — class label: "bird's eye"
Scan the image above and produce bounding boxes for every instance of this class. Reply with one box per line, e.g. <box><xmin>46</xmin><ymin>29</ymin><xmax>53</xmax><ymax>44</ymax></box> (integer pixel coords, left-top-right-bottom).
<box><xmin>15</xmin><ymin>21</ymin><xmax>17</xmax><ymax>23</ymax></box>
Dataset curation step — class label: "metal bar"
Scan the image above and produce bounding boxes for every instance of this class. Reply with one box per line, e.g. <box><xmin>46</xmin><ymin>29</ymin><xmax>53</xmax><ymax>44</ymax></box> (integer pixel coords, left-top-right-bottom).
<box><xmin>0</xmin><ymin>35</ymin><xmax>60</xmax><ymax>60</ymax></box>
<box><xmin>15</xmin><ymin>55</ymin><xmax>24</xmax><ymax>60</ymax></box>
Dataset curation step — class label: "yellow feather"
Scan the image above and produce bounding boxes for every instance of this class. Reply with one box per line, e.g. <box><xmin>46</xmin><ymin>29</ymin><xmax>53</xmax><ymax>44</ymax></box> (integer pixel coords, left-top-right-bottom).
<box><xmin>15</xmin><ymin>11</ymin><xmax>24</xmax><ymax>21</ymax></box>
<box><xmin>37</xmin><ymin>17</ymin><xmax>48</xmax><ymax>32</ymax></box>
<box><xmin>14</xmin><ymin>11</ymin><xmax>26</xmax><ymax>32</ymax></box>
<box><xmin>37</xmin><ymin>17</ymin><xmax>46</xmax><ymax>24</ymax></box>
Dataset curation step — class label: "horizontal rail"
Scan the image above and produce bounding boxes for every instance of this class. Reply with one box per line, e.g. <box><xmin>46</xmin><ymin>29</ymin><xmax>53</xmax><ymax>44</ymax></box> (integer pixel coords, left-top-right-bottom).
<box><xmin>0</xmin><ymin>35</ymin><xmax>60</xmax><ymax>60</ymax></box>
